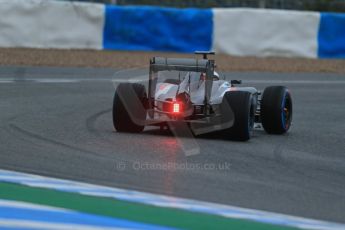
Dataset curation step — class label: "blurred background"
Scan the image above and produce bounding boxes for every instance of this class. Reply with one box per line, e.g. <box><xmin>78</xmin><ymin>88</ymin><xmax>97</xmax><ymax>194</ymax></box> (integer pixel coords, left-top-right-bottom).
<box><xmin>66</xmin><ymin>0</ymin><xmax>345</xmax><ymax>12</ymax></box>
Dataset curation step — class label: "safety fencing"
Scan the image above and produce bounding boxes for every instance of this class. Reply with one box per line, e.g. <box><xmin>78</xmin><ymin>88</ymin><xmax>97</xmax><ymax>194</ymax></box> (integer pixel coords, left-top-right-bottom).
<box><xmin>0</xmin><ymin>0</ymin><xmax>344</xmax><ymax>58</ymax></box>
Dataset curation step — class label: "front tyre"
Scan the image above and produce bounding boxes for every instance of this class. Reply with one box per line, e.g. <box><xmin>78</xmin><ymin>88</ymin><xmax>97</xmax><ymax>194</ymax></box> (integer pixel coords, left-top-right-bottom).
<box><xmin>113</xmin><ymin>83</ymin><xmax>147</xmax><ymax>133</ymax></box>
<box><xmin>261</xmin><ymin>86</ymin><xmax>292</xmax><ymax>134</ymax></box>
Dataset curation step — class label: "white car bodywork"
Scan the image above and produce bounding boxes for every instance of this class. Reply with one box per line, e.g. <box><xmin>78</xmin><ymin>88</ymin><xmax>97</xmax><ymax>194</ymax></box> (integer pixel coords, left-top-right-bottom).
<box><xmin>155</xmin><ymin>72</ymin><xmax>258</xmax><ymax>105</ymax></box>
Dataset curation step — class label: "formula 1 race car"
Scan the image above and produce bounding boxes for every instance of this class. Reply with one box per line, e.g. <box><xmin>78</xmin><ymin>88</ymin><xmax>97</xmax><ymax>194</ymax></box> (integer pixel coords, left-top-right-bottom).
<box><xmin>113</xmin><ymin>51</ymin><xmax>292</xmax><ymax>141</ymax></box>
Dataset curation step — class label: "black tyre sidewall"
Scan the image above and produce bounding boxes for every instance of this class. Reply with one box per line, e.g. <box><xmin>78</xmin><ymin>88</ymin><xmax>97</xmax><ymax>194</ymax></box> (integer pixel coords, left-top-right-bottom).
<box><xmin>261</xmin><ymin>86</ymin><xmax>292</xmax><ymax>134</ymax></box>
<box><xmin>222</xmin><ymin>91</ymin><xmax>253</xmax><ymax>141</ymax></box>
<box><xmin>113</xmin><ymin>83</ymin><xmax>147</xmax><ymax>133</ymax></box>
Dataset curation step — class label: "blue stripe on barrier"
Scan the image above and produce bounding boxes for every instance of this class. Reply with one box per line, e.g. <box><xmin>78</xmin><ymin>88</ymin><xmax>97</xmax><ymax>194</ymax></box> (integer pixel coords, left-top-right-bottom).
<box><xmin>318</xmin><ymin>12</ymin><xmax>345</xmax><ymax>58</ymax></box>
<box><xmin>103</xmin><ymin>5</ymin><xmax>213</xmax><ymax>52</ymax></box>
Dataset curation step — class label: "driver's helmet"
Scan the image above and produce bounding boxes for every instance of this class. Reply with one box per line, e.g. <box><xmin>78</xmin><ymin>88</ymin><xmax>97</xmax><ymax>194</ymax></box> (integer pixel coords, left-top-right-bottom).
<box><xmin>199</xmin><ymin>71</ymin><xmax>219</xmax><ymax>81</ymax></box>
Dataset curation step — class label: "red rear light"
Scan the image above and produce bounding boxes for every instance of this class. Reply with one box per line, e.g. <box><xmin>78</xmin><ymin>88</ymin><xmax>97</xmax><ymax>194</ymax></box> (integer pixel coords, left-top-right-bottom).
<box><xmin>172</xmin><ymin>102</ymin><xmax>180</xmax><ymax>113</ymax></box>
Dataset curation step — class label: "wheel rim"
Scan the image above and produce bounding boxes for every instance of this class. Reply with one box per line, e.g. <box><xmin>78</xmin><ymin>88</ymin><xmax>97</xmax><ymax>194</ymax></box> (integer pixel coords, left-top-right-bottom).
<box><xmin>249</xmin><ymin>104</ymin><xmax>255</xmax><ymax>131</ymax></box>
<box><xmin>281</xmin><ymin>92</ymin><xmax>292</xmax><ymax>130</ymax></box>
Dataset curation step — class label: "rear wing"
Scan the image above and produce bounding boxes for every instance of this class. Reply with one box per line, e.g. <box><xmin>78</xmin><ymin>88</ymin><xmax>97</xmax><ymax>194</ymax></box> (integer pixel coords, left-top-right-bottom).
<box><xmin>148</xmin><ymin>56</ymin><xmax>215</xmax><ymax>117</ymax></box>
<box><xmin>150</xmin><ymin>57</ymin><xmax>209</xmax><ymax>72</ymax></box>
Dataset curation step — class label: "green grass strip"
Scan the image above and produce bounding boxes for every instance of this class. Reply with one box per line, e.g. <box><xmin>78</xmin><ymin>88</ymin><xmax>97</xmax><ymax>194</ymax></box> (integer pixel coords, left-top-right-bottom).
<box><xmin>0</xmin><ymin>182</ymin><xmax>296</xmax><ymax>230</ymax></box>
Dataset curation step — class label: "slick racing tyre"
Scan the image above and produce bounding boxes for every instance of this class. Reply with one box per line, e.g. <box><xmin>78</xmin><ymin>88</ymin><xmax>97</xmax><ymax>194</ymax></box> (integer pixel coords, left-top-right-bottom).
<box><xmin>113</xmin><ymin>83</ymin><xmax>147</xmax><ymax>133</ymax></box>
<box><xmin>222</xmin><ymin>91</ymin><xmax>254</xmax><ymax>141</ymax></box>
<box><xmin>261</xmin><ymin>86</ymin><xmax>292</xmax><ymax>134</ymax></box>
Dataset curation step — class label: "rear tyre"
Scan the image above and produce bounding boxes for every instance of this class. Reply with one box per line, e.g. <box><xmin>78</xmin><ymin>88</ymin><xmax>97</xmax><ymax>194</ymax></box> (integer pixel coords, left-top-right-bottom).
<box><xmin>222</xmin><ymin>91</ymin><xmax>254</xmax><ymax>141</ymax></box>
<box><xmin>261</xmin><ymin>86</ymin><xmax>292</xmax><ymax>134</ymax></box>
<box><xmin>113</xmin><ymin>83</ymin><xmax>147</xmax><ymax>133</ymax></box>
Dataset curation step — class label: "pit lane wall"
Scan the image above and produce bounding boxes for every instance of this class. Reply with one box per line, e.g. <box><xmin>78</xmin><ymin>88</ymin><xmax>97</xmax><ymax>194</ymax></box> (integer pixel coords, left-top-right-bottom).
<box><xmin>0</xmin><ymin>0</ymin><xmax>344</xmax><ymax>58</ymax></box>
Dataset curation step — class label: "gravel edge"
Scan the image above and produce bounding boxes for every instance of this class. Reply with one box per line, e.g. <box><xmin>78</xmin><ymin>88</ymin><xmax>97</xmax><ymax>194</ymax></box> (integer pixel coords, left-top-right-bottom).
<box><xmin>1</xmin><ymin>48</ymin><xmax>345</xmax><ymax>73</ymax></box>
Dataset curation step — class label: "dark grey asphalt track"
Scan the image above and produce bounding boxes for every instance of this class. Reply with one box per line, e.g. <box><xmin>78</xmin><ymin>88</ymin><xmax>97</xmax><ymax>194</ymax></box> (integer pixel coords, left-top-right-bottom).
<box><xmin>1</xmin><ymin>66</ymin><xmax>345</xmax><ymax>223</ymax></box>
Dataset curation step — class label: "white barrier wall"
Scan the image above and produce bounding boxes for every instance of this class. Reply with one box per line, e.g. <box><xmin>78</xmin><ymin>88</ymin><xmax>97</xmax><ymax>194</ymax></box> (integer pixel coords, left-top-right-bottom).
<box><xmin>212</xmin><ymin>8</ymin><xmax>320</xmax><ymax>58</ymax></box>
<box><xmin>1</xmin><ymin>1</ymin><xmax>343</xmax><ymax>59</ymax></box>
<box><xmin>0</xmin><ymin>0</ymin><xmax>104</xmax><ymax>49</ymax></box>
